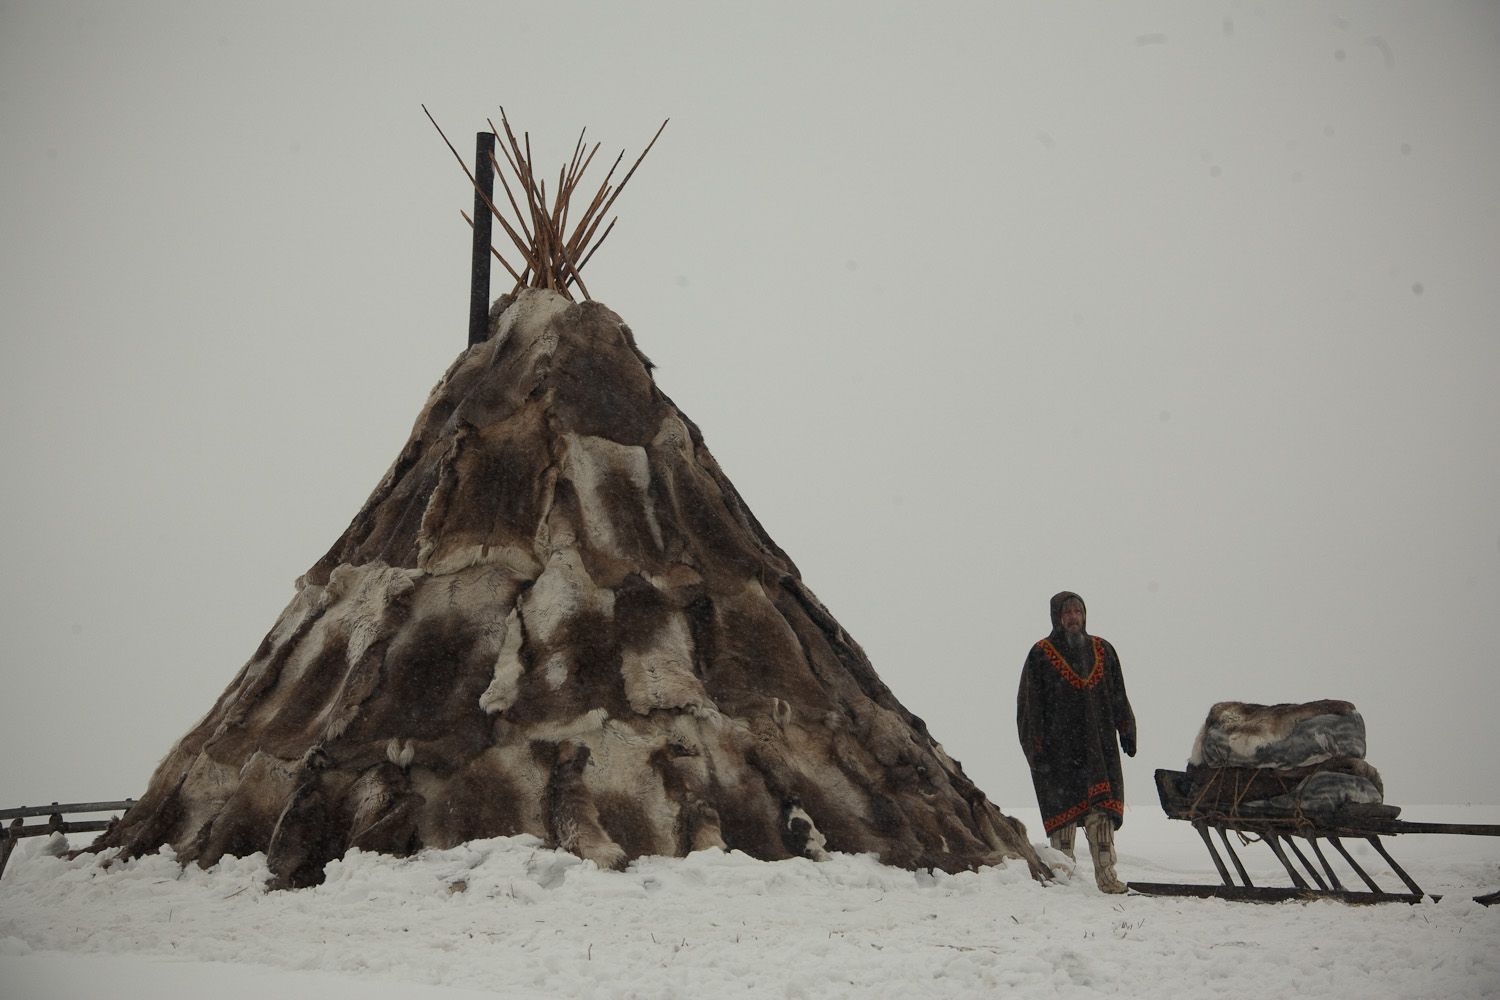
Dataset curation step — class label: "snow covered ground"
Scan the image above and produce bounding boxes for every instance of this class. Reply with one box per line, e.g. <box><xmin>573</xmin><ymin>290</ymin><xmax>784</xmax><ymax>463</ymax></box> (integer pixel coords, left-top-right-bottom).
<box><xmin>2</xmin><ymin>806</ymin><xmax>1496</xmax><ymax>999</ymax></box>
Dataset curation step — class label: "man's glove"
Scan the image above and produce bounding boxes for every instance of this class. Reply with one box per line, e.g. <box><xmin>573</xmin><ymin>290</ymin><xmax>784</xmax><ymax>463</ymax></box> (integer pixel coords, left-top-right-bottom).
<box><xmin>1120</xmin><ymin>729</ymin><xmax>1136</xmax><ymax>757</ymax></box>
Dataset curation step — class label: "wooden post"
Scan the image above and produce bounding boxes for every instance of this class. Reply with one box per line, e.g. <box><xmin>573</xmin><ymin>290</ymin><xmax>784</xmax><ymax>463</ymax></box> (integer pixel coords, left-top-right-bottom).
<box><xmin>1366</xmin><ymin>836</ymin><xmax>1426</xmax><ymax>896</ymax></box>
<box><xmin>0</xmin><ymin>799</ymin><xmax>136</xmax><ymax>821</ymax></box>
<box><xmin>1263</xmin><ymin>833</ymin><xmax>1312</xmax><ymax>889</ymax></box>
<box><xmin>1307</xmin><ymin>837</ymin><xmax>1345</xmax><ymax>891</ymax></box>
<box><xmin>469</xmin><ymin>131</ymin><xmax>497</xmax><ymax>346</ymax></box>
<box><xmin>0</xmin><ymin>818</ymin><xmax>20</xmax><ymax>879</ymax></box>
<box><xmin>1215</xmin><ymin>826</ymin><xmax>1254</xmax><ymax>887</ymax></box>
<box><xmin>1193</xmin><ymin>821</ymin><xmax>1233</xmax><ymax>886</ymax></box>
<box><xmin>1284</xmin><ymin>837</ymin><xmax>1329</xmax><ymax>890</ymax></box>
<box><xmin>1328</xmin><ymin>836</ymin><xmax>1384</xmax><ymax>893</ymax></box>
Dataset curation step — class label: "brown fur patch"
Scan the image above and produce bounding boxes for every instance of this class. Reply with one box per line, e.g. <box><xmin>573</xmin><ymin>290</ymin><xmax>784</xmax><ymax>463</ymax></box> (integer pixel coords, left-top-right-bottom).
<box><xmin>548</xmin><ymin>304</ymin><xmax>660</xmax><ymax>445</ymax></box>
<box><xmin>418</xmin><ymin>756</ymin><xmax>527</xmax><ymax>847</ymax></box>
<box><xmin>708</xmin><ymin>767</ymin><xmax>789</xmax><ymax>861</ymax></box>
<box><xmin>254</xmin><ymin>631</ymin><xmax>353</xmax><ymax>758</ymax></box>
<box><xmin>344</xmin><ymin>611</ymin><xmax>491</xmax><ymax>751</ymax></box>
<box><xmin>267</xmin><ymin>778</ymin><xmax>345</xmax><ymax>890</ymax></box>
<box><xmin>593</xmin><ymin>790</ymin><xmax>659</xmax><ymax>862</ymax></box>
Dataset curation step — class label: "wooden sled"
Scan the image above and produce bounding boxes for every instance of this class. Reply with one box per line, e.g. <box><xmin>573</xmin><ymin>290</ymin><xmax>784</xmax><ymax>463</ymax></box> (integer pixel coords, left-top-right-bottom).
<box><xmin>1127</xmin><ymin>769</ymin><xmax>1500</xmax><ymax>905</ymax></box>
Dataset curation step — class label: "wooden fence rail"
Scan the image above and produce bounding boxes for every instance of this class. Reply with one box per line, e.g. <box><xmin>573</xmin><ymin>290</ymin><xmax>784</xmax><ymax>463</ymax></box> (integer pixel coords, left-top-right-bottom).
<box><xmin>0</xmin><ymin>799</ymin><xmax>135</xmax><ymax>879</ymax></box>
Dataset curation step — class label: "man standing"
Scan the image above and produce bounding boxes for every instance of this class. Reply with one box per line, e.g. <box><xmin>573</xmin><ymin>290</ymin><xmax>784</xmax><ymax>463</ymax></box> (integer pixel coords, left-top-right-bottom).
<box><xmin>1016</xmin><ymin>591</ymin><xmax>1137</xmax><ymax>893</ymax></box>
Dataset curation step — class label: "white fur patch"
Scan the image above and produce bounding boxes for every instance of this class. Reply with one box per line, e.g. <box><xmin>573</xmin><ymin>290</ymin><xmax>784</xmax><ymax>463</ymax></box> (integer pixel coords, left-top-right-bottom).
<box><xmin>689</xmin><ymin>814</ymin><xmax>728</xmax><ymax>853</ymax></box>
<box><xmin>526</xmin><ymin>709</ymin><xmax>609</xmax><ymax>744</ymax></box>
<box><xmin>558</xmin><ymin>433</ymin><xmax>662</xmax><ymax>558</ymax></box>
<box><xmin>386</xmin><ymin>738</ymin><xmax>414</xmax><ymax>769</ymax></box>
<box><xmin>786</xmin><ymin>805</ymin><xmax>829</xmax><ymax>861</ymax></box>
<box><xmin>541</xmin><ymin>652</ymin><xmax>570</xmax><ymax>691</ymax></box>
<box><xmin>853</xmin><ymin>701</ymin><xmax>917</xmax><ymax>769</ymax></box>
<box><xmin>264</xmin><ymin>582</ymin><xmax>332</xmax><ymax>653</ymax></box>
<box><xmin>324</xmin><ymin>563</ymin><xmax>420</xmax><ymax>668</ymax></box>
<box><xmin>490</xmin><ymin>287</ymin><xmax>569</xmax><ymax>358</ymax></box>
<box><xmin>530</xmin><ymin>464</ymin><xmax>569</xmax><ymax>556</ymax></box>
<box><xmin>478</xmin><ymin>609</ymin><xmax>526</xmax><ymax>715</ymax></box>
<box><xmin>522</xmin><ymin>550</ymin><xmax>613</xmax><ymax>647</ymax></box>
<box><xmin>652</xmin><ymin>412</ymin><xmax>693</xmax><ymax>454</ymax></box>
<box><xmin>420</xmin><ymin>540</ymin><xmax>543</xmax><ymax>579</ymax></box>
<box><xmin>172</xmin><ymin>753</ymin><xmax>242</xmax><ymax>839</ymax></box>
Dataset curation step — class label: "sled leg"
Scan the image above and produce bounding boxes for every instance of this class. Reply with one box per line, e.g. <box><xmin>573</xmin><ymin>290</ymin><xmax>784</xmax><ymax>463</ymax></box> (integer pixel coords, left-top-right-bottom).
<box><xmin>1195</xmin><ymin>822</ymin><xmax>1234</xmax><ymax>886</ymax></box>
<box><xmin>1284</xmin><ymin>837</ymin><xmax>1329</xmax><ymax>891</ymax></box>
<box><xmin>1328</xmin><ymin>836</ymin><xmax>1383</xmax><ymax>893</ymax></box>
<box><xmin>1366</xmin><ymin>837</ymin><xmax>1424</xmax><ymax>897</ymax></box>
<box><xmin>1263</xmin><ymin>833</ymin><xmax>1310</xmax><ymax>889</ymax></box>
<box><xmin>1307</xmin><ymin>837</ymin><xmax>1344</xmax><ymax>891</ymax></box>
<box><xmin>1216</xmin><ymin>827</ymin><xmax>1254</xmax><ymax>887</ymax></box>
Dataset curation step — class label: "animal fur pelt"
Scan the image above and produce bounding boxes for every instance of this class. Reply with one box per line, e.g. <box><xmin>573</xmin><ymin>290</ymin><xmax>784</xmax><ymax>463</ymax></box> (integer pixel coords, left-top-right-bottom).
<box><xmin>1182</xmin><ymin>757</ymin><xmax>1388</xmax><ymax>817</ymax></box>
<box><xmin>1189</xmin><ymin>700</ymin><xmax>1366</xmax><ymax>770</ymax></box>
<box><xmin>1182</xmin><ymin>700</ymin><xmax>1387</xmax><ymax>820</ymax></box>
<box><xmin>91</xmin><ymin>290</ymin><xmax>1048</xmax><ymax>887</ymax></box>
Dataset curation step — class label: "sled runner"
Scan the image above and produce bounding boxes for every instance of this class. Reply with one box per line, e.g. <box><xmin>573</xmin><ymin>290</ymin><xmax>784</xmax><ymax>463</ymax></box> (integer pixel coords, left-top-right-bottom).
<box><xmin>1128</xmin><ymin>769</ymin><xmax>1500</xmax><ymax>905</ymax></box>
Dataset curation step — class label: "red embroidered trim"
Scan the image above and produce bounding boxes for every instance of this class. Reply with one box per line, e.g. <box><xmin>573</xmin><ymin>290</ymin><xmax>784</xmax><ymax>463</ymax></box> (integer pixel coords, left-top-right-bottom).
<box><xmin>1043</xmin><ymin>783</ymin><xmax>1120</xmax><ymax>832</ymax></box>
<box><xmin>1036</xmin><ymin>638</ymin><xmax>1104</xmax><ymax>689</ymax></box>
<box><xmin>1044</xmin><ymin>800</ymin><xmax>1093</xmax><ymax>832</ymax></box>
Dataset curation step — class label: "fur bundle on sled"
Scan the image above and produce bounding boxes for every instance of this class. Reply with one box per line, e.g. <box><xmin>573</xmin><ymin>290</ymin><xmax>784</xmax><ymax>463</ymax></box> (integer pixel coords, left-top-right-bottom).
<box><xmin>1184</xmin><ymin>700</ymin><xmax>1386</xmax><ymax>817</ymax></box>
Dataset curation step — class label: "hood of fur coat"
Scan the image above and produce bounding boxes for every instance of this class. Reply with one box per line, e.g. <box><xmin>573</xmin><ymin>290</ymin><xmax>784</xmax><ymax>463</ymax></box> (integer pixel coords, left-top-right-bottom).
<box><xmin>1049</xmin><ymin>591</ymin><xmax>1086</xmax><ymax>633</ymax></box>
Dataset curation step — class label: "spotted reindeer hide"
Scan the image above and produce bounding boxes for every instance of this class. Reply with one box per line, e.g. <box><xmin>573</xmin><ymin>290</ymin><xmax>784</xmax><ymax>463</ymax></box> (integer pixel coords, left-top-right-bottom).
<box><xmin>93</xmin><ymin>290</ymin><xmax>1046</xmax><ymax>887</ymax></box>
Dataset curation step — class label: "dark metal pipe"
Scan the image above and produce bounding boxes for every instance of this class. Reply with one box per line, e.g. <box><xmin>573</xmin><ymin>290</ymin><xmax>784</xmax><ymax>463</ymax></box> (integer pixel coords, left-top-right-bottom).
<box><xmin>469</xmin><ymin>131</ymin><xmax>497</xmax><ymax>346</ymax></box>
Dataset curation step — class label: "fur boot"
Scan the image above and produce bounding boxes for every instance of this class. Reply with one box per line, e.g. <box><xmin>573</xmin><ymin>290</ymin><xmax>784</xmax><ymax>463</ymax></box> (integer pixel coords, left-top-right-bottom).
<box><xmin>1048</xmin><ymin>823</ymin><xmax>1076</xmax><ymax>861</ymax></box>
<box><xmin>1084</xmin><ymin>812</ymin><xmax>1127</xmax><ymax>893</ymax></box>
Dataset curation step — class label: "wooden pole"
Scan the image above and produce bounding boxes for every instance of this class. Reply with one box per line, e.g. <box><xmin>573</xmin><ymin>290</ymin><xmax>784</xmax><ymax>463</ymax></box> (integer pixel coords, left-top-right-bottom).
<box><xmin>469</xmin><ymin>131</ymin><xmax>497</xmax><ymax>346</ymax></box>
<box><xmin>0</xmin><ymin>799</ymin><xmax>136</xmax><ymax>821</ymax></box>
<box><xmin>0</xmin><ymin>818</ymin><xmax>19</xmax><ymax>879</ymax></box>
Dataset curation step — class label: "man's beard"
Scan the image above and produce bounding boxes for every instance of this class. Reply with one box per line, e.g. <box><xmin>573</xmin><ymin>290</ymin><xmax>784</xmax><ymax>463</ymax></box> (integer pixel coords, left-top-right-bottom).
<box><xmin>1062</xmin><ymin>629</ymin><xmax>1088</xmax><ymax>653</ymax></box>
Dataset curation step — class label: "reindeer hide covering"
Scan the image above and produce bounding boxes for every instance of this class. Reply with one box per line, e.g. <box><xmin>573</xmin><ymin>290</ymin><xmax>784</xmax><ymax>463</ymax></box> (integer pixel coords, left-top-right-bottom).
<box><xmin>94</xmin><ymin>290</ymin><xmax>1046</xmax><ymax>888</ymax></box>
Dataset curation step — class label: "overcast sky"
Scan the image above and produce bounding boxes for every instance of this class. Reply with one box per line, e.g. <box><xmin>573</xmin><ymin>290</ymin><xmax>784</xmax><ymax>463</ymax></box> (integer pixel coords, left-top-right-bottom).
<box><xmin>3</xmin><ymin>2</ymin><xmax>1497</xmax><ymax>818</ymax></box>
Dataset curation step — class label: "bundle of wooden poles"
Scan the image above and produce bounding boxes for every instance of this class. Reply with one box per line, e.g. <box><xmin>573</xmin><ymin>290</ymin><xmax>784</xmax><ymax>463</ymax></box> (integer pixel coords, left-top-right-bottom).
<box><xmin>424</xmin><ymin>105</ymin><xmax>667</xmax><ymax>301</ymax></box>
